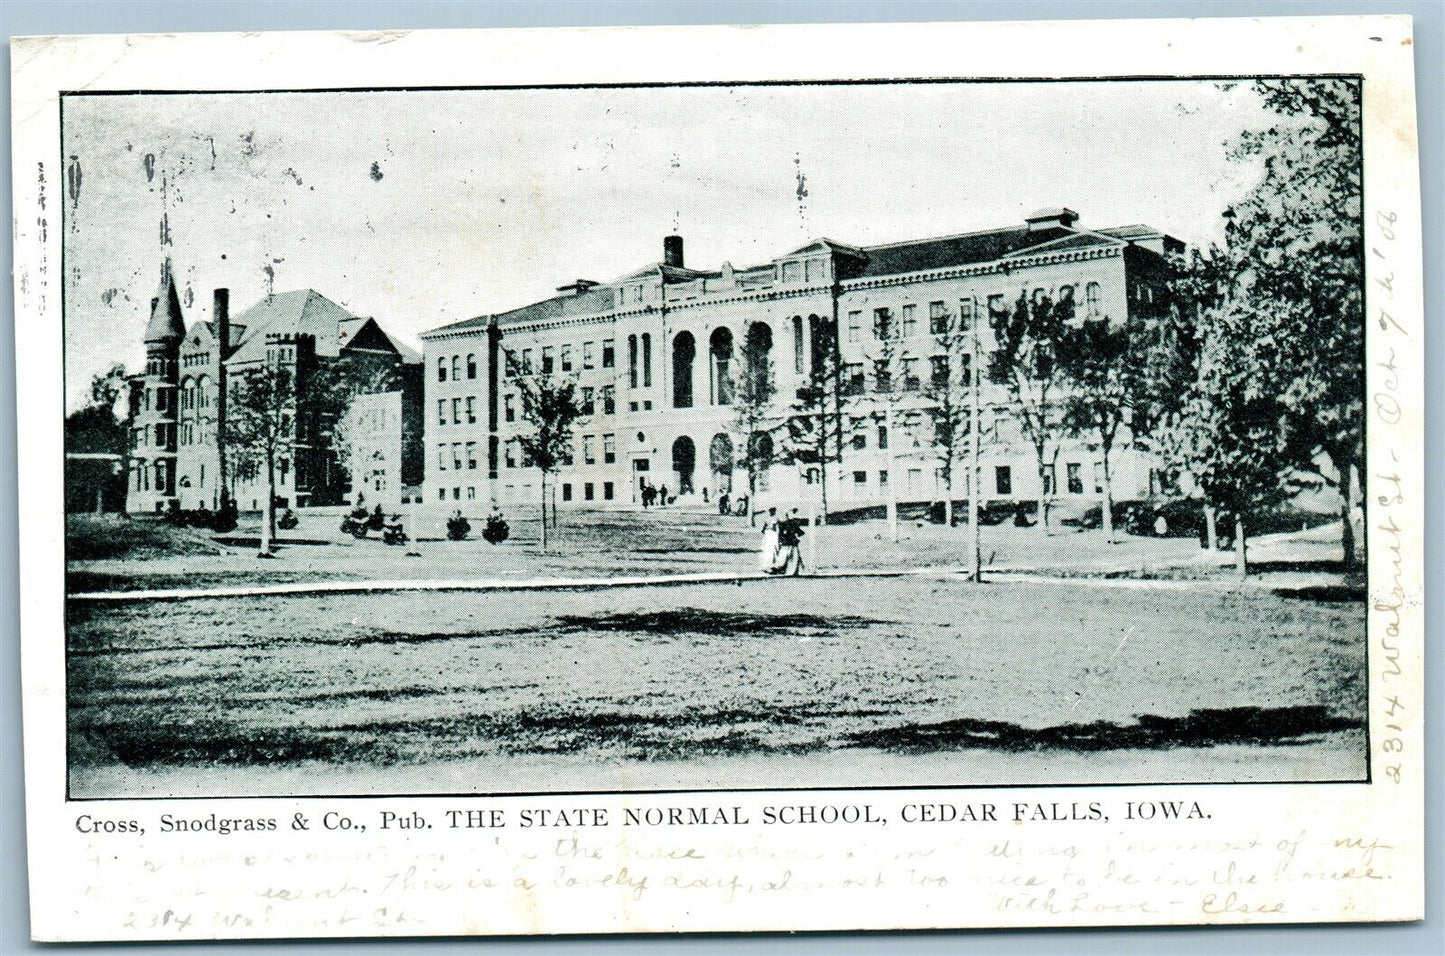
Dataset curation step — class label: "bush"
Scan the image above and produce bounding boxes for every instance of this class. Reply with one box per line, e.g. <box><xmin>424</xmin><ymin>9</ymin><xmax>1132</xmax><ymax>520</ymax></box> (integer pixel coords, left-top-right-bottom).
<box><xmin>277</xmin><ymin>509</ymin><xmax>299</xmax><ymax>530</ymax></box>
<box><xmin>447</xmin><ymin>512</ymin><xmax>472</xmax><ymax>541</ymax></box>
<box><xmin>210</xmin><ymin>499</ymin><xmax>238</xmax><ymax>533</ymax></box>
<box><xmin>482</xmin><ymin>512</ymin><xmax>509</xmax><ymax>544</ymax></box>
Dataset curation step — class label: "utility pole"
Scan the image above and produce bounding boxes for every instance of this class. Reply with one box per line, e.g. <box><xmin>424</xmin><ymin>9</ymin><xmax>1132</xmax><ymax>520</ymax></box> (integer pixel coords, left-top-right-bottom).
<box><xmin>969</xmin><ymin>291</ymin><xmax>983</xmax><ymax>583</ymax></box>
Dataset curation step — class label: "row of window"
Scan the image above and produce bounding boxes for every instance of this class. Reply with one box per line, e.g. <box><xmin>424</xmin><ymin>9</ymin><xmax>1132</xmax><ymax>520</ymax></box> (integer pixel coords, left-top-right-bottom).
<box><xmin>507</xmin><ymin>338</ymin><xmax>617</xmax><ymax>378</ymax></box>
<box><xmin>181</xmin><ymin>352</ymin><xmax>212</xmax><ymax>369</ymax></box>
<box><xmin>845</xmin><ymin>284</ymin><xmax>1107</xmax><ymax>345</ymax></box>
<box><xmin>434</xmin><ymin>481</ymin><xmax>619</xmax><ymax>503</ymax></box>
<box><xmin>437</xmin><ymin>353</ymin><xmax>479</xmax><ymax>382</ymax></box>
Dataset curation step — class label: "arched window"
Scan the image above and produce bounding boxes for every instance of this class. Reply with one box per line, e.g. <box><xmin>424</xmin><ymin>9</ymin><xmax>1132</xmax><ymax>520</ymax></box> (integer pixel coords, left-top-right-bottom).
<box><xmin>628</xmin><ymin>335</ymin><xmax>639</xmax><ymax>389</ymax></box>
<box><xmin>743</xmin><ymin>323</ymin><xmax>773</xmax><ymax>400</ymax></box>
<box><xmin>641</xmin><ymin>333</ymin><xmax>653</xmax><ymax>387</ymax></box>
<box><xmin>792</xmin><ymin>316</ymin><xmax>805</xmax><ymax>374</ymax></box>
<box><xmin>451</xmin><ymin>355</ymin><xmax>461</xmax><ymax>380</ymax></box>
<box><xmin>672</xmin><ymin>332</ymin><xmax>695</xmax><ymax>408</ymax></box>
<box><xmin>1085</xmin><ymin>282</ymin><xmax>1103</xmax><ymax>320</ymax></box>
<box><xmin>466</xmin><ymin>353</ymin><xmax>477</xmax><ymax>379</ymax></box>
<box><xmin>196</xmin><ymin>374</ymin><xmax>210</xmax><ymax>410</ymax></box>
<box><xmin>671</xmin><ymin>435</ymin><xmax>697</xmax><ymax>496</ymax></box>
<box><xmin>437</xmin><ymin>357</ymin><xmax>447</xmax><ymax>382</ymax></box>
<box><xmin>710</xmin><ymin>327</ymin><xmax>734</xmax><ymax>405</ymax></box>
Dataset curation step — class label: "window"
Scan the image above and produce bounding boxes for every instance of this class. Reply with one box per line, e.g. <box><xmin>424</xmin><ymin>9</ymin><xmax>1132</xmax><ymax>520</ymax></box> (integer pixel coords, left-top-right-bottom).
<box><xmin>438</xmin><ymin>444</ymin><xmax>448</xmax><ymax>471</ymax></box>
<box><xmin>584</xmin><ymin>435</ymin><xmax>596</xmax><ymax>464</ymax></box>
<box><xmin>437</xmin><ymin>400</ymin><xmax>446</xmax><ymax>426</ymax></box>
<box><xmin>602</xmin><ymin>339</ymin><xmax>615</xmax><ymax>369</ymax></box>
<box><xmin>1032</xmin><ymin>287</ymin><xmax>1048</xmax><ymax>306</ymax></box>
<box><xmin>929</xmin><ymin>301</ymin><xmax>948</xmax><ymax>335</ymax></box>
<box><xmin>1058</xmin><ymin>285</ymin><xmax>1075</xmax><ymax>308</ymax></box>
<box><xmin>845</xmin><ymin>363</ymin><xmax>865</xmax><ymax>396</ymax></box>
<box><xmin>961</xmin><ymin>353</ymin><xmax>972</xmax><ymax>386</ymax></box>
<box><xmin>584</xmin><ymin>482</ymin><xmax>595</xmax><ymax>501</ymax></box>
<box><xmin>853</xmin><ymin>470</ymin><xmax>867</xmax><ymax>485</ymax></box>
<box><xmin>851</xmin><ymin>418</ymin><xmax>866</xmax><ymax>450</ymax></box>
<box><xmin>467</xmin><ymin>353</ymin><xmax>477</xmax><ymax>379</ymax></box>
<box><xmin>793</xmin><ymin>316</ymin><xmax>805</xmax><ymax>373</ymax></box>
<box><xmin>583</xmin><ymin>341</ymin><xmax>595</xmax><ymax>369</ymax></box>
<box><xmin>505</xmin><ymin>394</ymin><xmax>515</xmax><ymax>423</ymax></box>
<box><xmin>874</xmin><ymin>307</ymin><xmax>893</xmax><ymax>341</ymax></box>
<box><xmin>450</xmin><ymin>356</ymin><xmax>461</xmax><ymax>381</ymax></box>
<box><xmin>452</xmin><ymin>443</ymin><xmax>463</xmax><ymax>470</ymax></box>
<box><xmin>560</xmin><ymin>438</ymin><xmax>574</xmax><ymax>467</ymax></box>
<box><xmin>603</xmin><ymin>434</ymin><xmax>616</xmax><ymax>464</ymax></box>
<box><xmin>879</xmin><ymin>470</ymin><xmax>889</xmax><ymax>490</ymax></box>
<box><xmin>995</xmin><ymin>466</ymin><xmax>1012</xmax><ymax>496</ymax></box>
<box><xmin>453</xmin><ymin>487</ymin><xmax>461</xmax><ymax>501</ymax></box>
<box><xmin>847</xmin><ymin>310</ymin><xmax>862</xmax><ymax>344</ymax></box>
<box><xmin>561</xmin><ymin>345</ymin><xmax>572</xmax><ymax>372</ymax></box>
<box><xmin>781</xmin><ymin>261</ymin><xmax>802</xmax><ymax>284</ymax></box>
<box><xmin>466</xmin><ymin>442</ymin><xmax>477</xmax><ymax>469</ymax></box>
<box><xmin>1085</xmin><ymin>282</ymin><xmax>1103</xmax><ymax>320</ymax></box>
<box><xmin>877</xmin><ymin>424</ymin><xmax>889</xmax><ymax>450</ymax></box>
<box><xmin>1067</xmin><ymin>462</ymin><xmax>1084</xmax><ymax>495</ymax></box>
<box><xmin>437</xmin><ymin>357</ymin><xmax>448</xmax><ymax>382</ymax></box>
<box><xmin>874</xmin><ymin>360</ymin><xmax>891</xmax><ymax>393</ymax></box>
<box><xmin>987</xmin><ymin>294</ymin><xmax>1008</xmax><ymax>327</ymax></box>
<box><xmin>641</xmin><ymin>334</ymin><xmax>653</xmax><ymax>387</ymax></box>
<box><xmin>602</xmin><ymin>385</ymin><xmax>615</xmax><ymax>415</ymax></box>
<box><xmin>505</xmin><ymin>441</ymin><xmax>518</xmax><ymax>468</ymax></box>
<box><xmin>1094</xmin><ymin>461</ymin><xmax>1106</xmax><ymax>494</ymax></box>
<box><xmin>931</xmin><ymin>356</ymin><xmax>949</xmax><ymax>389</ymax></box>
<box><xmin>466</xmin><ymin>396</ymin><xmax>476</xmax><ymax>423</ymax></box>
<box><xmin>438</xmin><ymin>488</ymin><xmax>446</xmax><ymax>501</ymax></box>
<box><xmin>581</xmin><ymin>387</ymin><xmax>595</xmax><ymax>416</ymax></box>
<box><xmin>628</xmin><ymin>335</ymin><xmax>639</xmax><ymax>388</ymax></box>
<box><xmin>603</xmin><ymin>481</ymin><xmax>614</xmax><ymax>501</ymax></box>
<box><xmin>521</xmin><ymin>348</ymin><xmax>533</xmax><ymax>374</ymax></box>
<box><xmin>562</xmin><ymin>483</ymin><xmax>573</xmax><ymax>502</ymax></box>
<box><xmin>451</xmin><ymin>398</ymin><xmax>461</xmax><ymax>424</ymax></box>
<box><xmin>901</xmin><ymin>304</ymin><xmax>918</xmax><ymax>338</ymax></box>
<box><xmin>541</xmin><ymin>346</ymin><xmax>555</xmax><ymax>374</ymax></box>
<box><xmin>901</xmin><ymin>357</ymin><xmax>920</xmax><ymax>391</ymax></box>
<box><xmin>1042</xmin><ymin>464</ymin><xmax>1056</xmax><ymax>496</ymax></box>
<box><xmin>467</xmin><ymin>486</ymin><xmax>476</xmax><ymax>500</ymax></box>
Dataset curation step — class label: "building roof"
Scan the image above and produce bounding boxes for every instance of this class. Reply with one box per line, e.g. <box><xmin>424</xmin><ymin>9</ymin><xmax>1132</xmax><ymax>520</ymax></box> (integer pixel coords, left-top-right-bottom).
<box><xmin>224</xmin><ymin>289</ymin><xmax>357</xmax><ymax>364</ymax></box>
<box><xmin>144</xmin><ymin>259</ymin><xmax>187</xmax><ymax>343</ymax></box>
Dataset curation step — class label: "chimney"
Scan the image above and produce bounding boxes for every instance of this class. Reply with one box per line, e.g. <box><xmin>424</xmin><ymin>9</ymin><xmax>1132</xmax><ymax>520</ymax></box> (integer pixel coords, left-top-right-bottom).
<box><xmin>213</xmin><ymin>288</ymin><xmax>230</xmax><ymax>356</ymax></box>
<box><xmin>1024</xmin><ymin>207</ymin><xmax>1080</xmax><ymax>232</ymax></box>
<box><xmin>663</xmin><ymin>235</ymin><xmax>684</xmax><ymax>268</ymax></box>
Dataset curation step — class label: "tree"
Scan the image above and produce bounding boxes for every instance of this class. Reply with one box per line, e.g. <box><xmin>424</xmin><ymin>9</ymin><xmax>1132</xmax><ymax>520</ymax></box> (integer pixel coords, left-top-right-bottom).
<box><xmin>1058</xmin><ymin>303</ymin><xmax>1150</xmax><ymax>544</ymax></box>
<box><xmin>1220</xmin><ymin>78</ymin><xmax>1365</xmax><ymax>568</ymax></box>
<box><xmin>226</xmin><ymin>361</ymin><xmax>300</xmax><ymax>555</ymax></box>
<box><xmin>920</xmin><ymin>304</ymin><xmax>976</xmax><ymax>528</ymax></box>
<box><xmin>508</xmin><ymin>351</ymin><xmax>583</xmax><ymax>551</ymax></box>
<box><xmin>66</xmin><ymin>363</ymin><xmax>129</xmax><ymax>454</ymax></box>
<box><xmin>322</xmin><ymin>357</ymin><xmax>402</xmax><ymax>498</ymax></box>
<box><xmin>732</xmin><ymin>328</ymin><xmax>779</xmax><ymax>499</ymax></box>
<box><xmin>987</xmin><ymin>291</ymin><xmax>1070</xmax><ymax>532</ymax></box>
<box><xmin>779</xmin><ymin>317</ymin><xmax>848</xmax><ymax>521</ymax></box>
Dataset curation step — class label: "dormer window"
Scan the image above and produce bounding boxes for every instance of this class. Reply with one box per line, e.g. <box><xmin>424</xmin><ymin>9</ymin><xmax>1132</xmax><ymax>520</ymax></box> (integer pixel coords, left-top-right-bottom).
<box><xmin>780</xmin><ymin>261</ymin><xmax>802</xmax><ymax>284</ymax></box>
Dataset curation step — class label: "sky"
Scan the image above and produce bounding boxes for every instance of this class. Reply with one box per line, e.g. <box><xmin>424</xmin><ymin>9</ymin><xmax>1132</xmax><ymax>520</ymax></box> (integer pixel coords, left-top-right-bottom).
<box><xmin>61</xmin><ymin>80</ymin><xmax>1278</xmax><ymax>410</ymax></box>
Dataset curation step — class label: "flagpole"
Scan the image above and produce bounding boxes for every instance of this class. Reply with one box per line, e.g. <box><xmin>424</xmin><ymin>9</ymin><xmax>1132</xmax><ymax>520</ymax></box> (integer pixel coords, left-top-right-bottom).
<box><xmin>970</xmin><ymin>291</ymin><xmax>983</xmax><ymax>583</ymax></box>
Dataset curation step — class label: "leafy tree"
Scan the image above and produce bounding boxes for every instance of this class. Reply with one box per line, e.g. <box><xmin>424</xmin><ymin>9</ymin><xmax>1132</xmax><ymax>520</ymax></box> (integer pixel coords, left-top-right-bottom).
<box><xmin>1221</xmin><ymin>77</ymin><xmax>1364</xmax><ymax>567</ymax></box>
<box><xmin>986</xmin><ymin>291</ymin><xmax>1070</xmax><ymax>532</ymax></box>
<box><xmin>921</xmin><ymin>304</ymin><xmax>978</xmax><ymax>528</ymax></box>
<box><xmin>507</xmin><ymin>350</ymin><xmax>583</xmax><ymax>551</ymax></box>
<box><xmin>1058</xmin><ymin>301</ymin><xmax>1151</xmax><ymax>544</ymax></box>
<box><xmin>226</xmin><ymin>361</ymin><xmax>302</xmax><ymax>555</ymax></box>
<box><xmin>66</xmin><ymin>363</ymin><xmax>129</xmax><ymax>455</ymax></box>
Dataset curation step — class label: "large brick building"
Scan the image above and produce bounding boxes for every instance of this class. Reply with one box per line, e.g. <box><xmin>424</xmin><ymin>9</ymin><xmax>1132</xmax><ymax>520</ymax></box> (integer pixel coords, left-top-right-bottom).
<box><xmin>421</xmin><ymin>208</ymin><xmax>1182</xmax><ymax>517</ymax></box>
<box><xmin>125</xmin><ymin>260</ymin><xmax>424</xmax><ymax>514</ymax></box>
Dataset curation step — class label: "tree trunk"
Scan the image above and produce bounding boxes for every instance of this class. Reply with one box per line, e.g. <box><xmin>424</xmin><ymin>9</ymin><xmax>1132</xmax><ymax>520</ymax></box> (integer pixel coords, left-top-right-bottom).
<box><xmin>943</xmin><ymin>467</ymin><xmax>954</xmax><ymax>528</ymax></box>
<box><xmin>260</xmin><ymin>453</ymin><xmax>274</xmax><ymax>557</ymax></box>
<box><xmin>1037</xmin><ymin>463</ymin><xmax>1052</xmax><ymax>535</ymax></box>
<box><xmin>1340</xmin><ymin>459</ymin><xmax>1361</xmax><ymax>571</ymax></box>
<box><xmin>1101</xmin><ymin>448</ymin><xmax>1115</xmax><ymax>545</ymax></box>
<box><xmin>539</xmin><ymin>472</ymin><xmax>548</xmax><ymax>552</ymax></box>
<box><xmin>1204</xmin><ymin>503</ymin><xmax>1218</xmax><ymax>552</ymax></box>
<box><xmin>1234</xmin><ymin>515</ymin><xmax>1247</xmax><ymax>576</ymax></box>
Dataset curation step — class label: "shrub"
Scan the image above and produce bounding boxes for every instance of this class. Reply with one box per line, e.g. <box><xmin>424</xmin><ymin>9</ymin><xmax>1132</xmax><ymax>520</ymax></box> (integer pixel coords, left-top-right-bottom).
<box><xmin>482</xmin><ymin>512</ymin><xmax>509</xmax><ymax>544</ymax></box>
<box><xmin>447</xmin><ymin>512</ymin><xmax>472</xmax><ymax>541</ymax></box>
<box><xmin>277</xmin><ymin>509</ymin><xmax>299</xmax><ymax>530</ymax></box>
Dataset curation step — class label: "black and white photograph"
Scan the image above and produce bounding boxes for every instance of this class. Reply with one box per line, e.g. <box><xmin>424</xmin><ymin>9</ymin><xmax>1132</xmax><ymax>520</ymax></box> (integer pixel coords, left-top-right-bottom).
<box><xmin>61</xmin><ymin>75</ymin><xmax>1370</xmax><ymax>799</ymax></box>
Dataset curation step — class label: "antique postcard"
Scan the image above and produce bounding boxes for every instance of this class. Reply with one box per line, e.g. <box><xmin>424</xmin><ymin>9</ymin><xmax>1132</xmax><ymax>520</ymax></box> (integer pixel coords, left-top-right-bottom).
<box><xmin>13</xmin><ymin>16</ymin><xmax>1423</xmax><ymax>939</ymax></box>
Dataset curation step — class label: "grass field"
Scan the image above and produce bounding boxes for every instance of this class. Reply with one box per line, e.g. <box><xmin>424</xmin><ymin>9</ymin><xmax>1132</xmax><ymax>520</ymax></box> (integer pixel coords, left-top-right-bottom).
<box><xmin>67</xmin><ymin>574</ymin><xmax>1367</xmax><ymax>797</ymax></box>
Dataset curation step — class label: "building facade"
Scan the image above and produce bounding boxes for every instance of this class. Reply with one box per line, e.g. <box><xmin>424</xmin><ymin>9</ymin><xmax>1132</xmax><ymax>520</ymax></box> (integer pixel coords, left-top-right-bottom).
<box><xmin>419</xmin><ymin>209</ymin><xmax>1182</xmax><ymax>517</ymax></box>
<box><xmin>125</xmin><ymin>260</ymin><xmax>424</xmax><ymax>514</ymax></box>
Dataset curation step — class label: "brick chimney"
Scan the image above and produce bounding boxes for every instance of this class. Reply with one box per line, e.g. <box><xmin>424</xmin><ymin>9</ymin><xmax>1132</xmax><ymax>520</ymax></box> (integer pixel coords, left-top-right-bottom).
<box><xmin>663</xmin><ymin>235</ymin><xmax>684</xmax><ymax>268</ymax></box>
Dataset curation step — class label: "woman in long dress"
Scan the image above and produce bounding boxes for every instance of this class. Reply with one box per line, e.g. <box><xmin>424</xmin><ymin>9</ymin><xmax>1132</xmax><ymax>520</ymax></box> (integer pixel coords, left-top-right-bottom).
<box><xmin>758</xmin><ymin>507</ymin><xmax>780</xmax><ymax>573</ymax></box>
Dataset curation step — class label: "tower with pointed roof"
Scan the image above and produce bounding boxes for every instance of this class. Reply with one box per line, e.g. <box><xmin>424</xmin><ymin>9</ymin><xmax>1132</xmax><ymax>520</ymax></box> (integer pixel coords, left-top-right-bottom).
<box><xmin>128</xmin><ymin>258</ymin><xmax>186</xmax><ymax>511</ymax></box>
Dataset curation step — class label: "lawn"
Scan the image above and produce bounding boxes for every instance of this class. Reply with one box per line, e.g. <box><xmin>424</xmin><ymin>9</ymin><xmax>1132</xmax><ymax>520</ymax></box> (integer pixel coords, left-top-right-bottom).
<box><xmin>67</xmin><ymin>574</ymin><xmax>1367</xmax><ymax>797</ymax></box>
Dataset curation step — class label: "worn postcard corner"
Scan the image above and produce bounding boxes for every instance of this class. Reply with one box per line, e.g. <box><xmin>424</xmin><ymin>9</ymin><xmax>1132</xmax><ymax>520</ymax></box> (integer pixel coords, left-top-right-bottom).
<box><xmin>11</xmin><ymin>14</ymin><xmax>1424</xmax><ymax>941</ymax></box>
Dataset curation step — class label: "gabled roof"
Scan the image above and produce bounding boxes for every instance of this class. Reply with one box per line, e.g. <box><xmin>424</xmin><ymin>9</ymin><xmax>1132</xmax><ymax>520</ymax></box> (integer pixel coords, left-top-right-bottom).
<box><xmin>340</xmin><ymin>316</ymin><xmax>421</xmax><ymax>364</ymax></box>
<box><xmin>423</xmin><ymin>282</ymin><xmax>619</xmax><ymax>338</ymax></box>
<box><xmin>224</xmin><ymin>289</ymin><xmax>357</xmax><ymax>365</ymax></box>
<box><xmin>144</xmin><ymin>259</ymin><xmax>187</xmax><ymax>343</ymax></box>
<box><xmin>785</xmin><ymin>238</ymin><xmax>867</xmax><ymax>259</ymax></box>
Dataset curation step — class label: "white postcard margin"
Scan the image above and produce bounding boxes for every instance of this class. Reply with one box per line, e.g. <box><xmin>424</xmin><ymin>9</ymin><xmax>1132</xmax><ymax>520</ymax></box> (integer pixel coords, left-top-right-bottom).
<box><xmin>12</xmin><ymin>16</ymin><xmax>1424</xmax><ymax>939</ymax></box>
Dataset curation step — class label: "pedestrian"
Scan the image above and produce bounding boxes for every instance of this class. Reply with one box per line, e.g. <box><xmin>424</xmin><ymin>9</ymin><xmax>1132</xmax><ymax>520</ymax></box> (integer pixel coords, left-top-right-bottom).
<box><xmin>718</xmin><ymin>490</ymin><xmax>730</xmax><ymax>515</ymax></box>
<box><xmin>758</xmin><ymin>506</ymin><xmax>780</xmax><ymax>573</ymax></box>
<box><xmin>777</xmin><ymin>507</ymin><xmax>806</xmax><ymax>575</ymax></box>
<box><xmin>658</xmin><ymin>484</ymin><xmax>669</xmax><ymax>506</ymax></box>
<box><xmin>640</xmin><ymin>479</ymin><xmax>652</xmax><ymax>509</ymax></box>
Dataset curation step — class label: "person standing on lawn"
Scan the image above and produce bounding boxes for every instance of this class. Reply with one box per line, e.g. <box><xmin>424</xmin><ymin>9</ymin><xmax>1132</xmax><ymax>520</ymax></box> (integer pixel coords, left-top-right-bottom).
<box><xmin>776</xmin><ymin>507</ymin><xmax>806</xmax><ymax>576</ymax></box>
<box><xmin>758</xmin><ymin>507</ymin><xmax>780</xmax><ymax>572</ymax></box>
